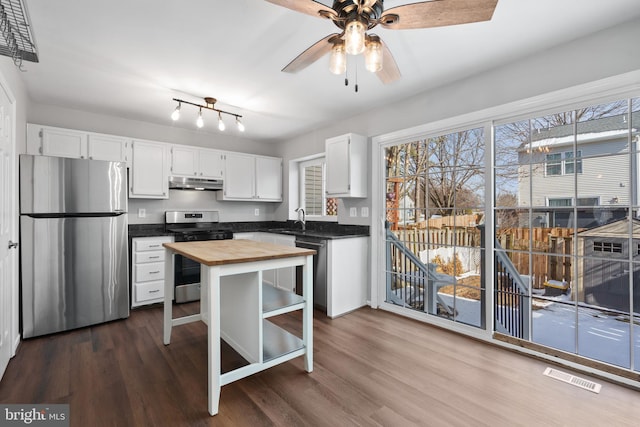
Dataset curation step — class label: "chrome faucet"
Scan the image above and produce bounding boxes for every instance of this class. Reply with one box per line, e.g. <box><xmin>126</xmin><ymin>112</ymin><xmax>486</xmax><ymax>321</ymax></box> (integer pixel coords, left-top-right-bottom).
<box><xmin>295</xmin><ymin>207</ymin><xmax>306</xmax><ymax>231</ymax></box>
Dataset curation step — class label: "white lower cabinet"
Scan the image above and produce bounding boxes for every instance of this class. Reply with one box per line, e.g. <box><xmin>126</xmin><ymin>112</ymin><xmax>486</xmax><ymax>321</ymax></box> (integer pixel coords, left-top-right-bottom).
<box><xmin>131</xmin><ymin>236</ymin><xmax>173</xmax><ymax>307</ymax></box>
<box><xmin>327</xmin><ymin>237</ymin><xmax>368</xmax><ymax>318</ymax></box>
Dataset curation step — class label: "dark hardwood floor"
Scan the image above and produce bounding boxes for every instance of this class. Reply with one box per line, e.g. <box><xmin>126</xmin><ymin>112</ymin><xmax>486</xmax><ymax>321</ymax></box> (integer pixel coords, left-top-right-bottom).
<box><xmin>1</xmin><ymin>303</ymin><xmax>639</xmax><ymax>426</ymax></box>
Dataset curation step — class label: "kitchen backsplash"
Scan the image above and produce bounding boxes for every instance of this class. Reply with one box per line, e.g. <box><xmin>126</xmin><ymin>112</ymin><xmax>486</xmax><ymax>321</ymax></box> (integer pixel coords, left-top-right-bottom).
<box><xmin>128</xmin><ymin>189</ymin><xmax>276</xmax><ymax>224</ymax></box>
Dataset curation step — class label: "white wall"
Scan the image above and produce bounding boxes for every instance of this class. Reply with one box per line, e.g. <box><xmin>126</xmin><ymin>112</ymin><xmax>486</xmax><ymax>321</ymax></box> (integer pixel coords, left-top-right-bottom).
<box><xmin>274</xmin><ymin>17</ymin><xmax>640</xmax><ymax>226</ymax></box>
<box><xmin>128</xmin><ymin>189</ymin><xmax>276</xmax><ymax>224</ymax></box>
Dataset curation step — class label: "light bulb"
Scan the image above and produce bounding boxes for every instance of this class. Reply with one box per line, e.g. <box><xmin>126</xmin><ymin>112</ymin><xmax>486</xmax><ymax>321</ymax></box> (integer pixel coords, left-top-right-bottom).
<box><xmin>364</xmin><ymin>37</ymin><xmax>383</xmax><ymax>72</ymax></box>
<box><xmin>196</xmin><ymin>109</ymin><xmax>204</xmax><ymax>128</ymax></box>
<box><xmin>329</xmin><ymin>43</ymin><xmax>346</xmax><ymax>75</ymax></box>
<box><xmin>218</xmin><ymin>113</ymin><xmax>226</xmax><ymax>131</ymax></box>
<box><xmin>171</xmin><ymin>103</ymin><xmax>180</xmax><ymax>121</ymax></box>
<box><xmin>236</xmin><ymin>117</ymin><xmax>245</xmax><ymax>132</ymax></box>
<box><xmin>345</xmin><ymin>20</ymin><xmax>365</xmax><ymax>55</ymax></box>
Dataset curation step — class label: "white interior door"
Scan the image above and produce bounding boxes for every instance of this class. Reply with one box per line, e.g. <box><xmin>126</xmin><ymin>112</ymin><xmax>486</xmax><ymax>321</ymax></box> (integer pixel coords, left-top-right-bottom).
<box><xmin>0</xmin><ymin>75</ymin><xmax>17</xmax><ymax>380</ymax></box>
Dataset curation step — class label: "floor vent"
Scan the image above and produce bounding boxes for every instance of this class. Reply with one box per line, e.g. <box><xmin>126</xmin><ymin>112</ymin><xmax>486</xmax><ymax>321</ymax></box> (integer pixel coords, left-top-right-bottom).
<box><xmin>543</xmin><ymin>367</ymin><xmax>602</xmax><ymax>393</ymax></box>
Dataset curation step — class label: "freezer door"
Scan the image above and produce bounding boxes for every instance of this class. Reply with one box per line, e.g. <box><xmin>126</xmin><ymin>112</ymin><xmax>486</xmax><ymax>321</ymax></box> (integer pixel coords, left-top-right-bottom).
<box><xmin>20</xmin><ymin>155</ymin><xmax>127</xmax><ymax>214</ymax></box>
<box><xmin>20</xmin><ymin>215</ymin><xmax>129</xmax><ymax>338</ymax></box>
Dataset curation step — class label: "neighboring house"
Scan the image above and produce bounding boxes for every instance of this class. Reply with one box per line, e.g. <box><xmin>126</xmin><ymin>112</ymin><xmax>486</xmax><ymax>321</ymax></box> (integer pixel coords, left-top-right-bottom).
<box><xmin>575</xmin><ymin>218</ymin><xmax>640</xmax><ymax>314</ymax></box>
<box><xmin>517</xmin><ymin>113</ymin><xmax>639</xmax><ymax>228</ymax></box>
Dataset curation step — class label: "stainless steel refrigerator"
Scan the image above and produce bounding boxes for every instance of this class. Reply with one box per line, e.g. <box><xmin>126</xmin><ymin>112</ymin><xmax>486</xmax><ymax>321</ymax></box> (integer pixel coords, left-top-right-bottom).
<box><xmin>19</xmin><ymin>155</ymin><xmax>129</xmax><ymax>338</ymax></box>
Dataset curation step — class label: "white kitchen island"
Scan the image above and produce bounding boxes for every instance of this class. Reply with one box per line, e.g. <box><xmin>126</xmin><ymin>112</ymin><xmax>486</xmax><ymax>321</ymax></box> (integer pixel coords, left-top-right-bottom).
<box><xmin>162</xmin><ymin>239</ymin><xmax>316</xmax><ymax>416</ymax></box>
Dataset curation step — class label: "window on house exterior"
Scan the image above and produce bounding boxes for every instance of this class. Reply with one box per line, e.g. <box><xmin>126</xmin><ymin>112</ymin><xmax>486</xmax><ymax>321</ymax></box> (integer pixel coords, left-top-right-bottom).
<box><xmin>564</xmin><ymin>150</ymin><xmax>582</xmax><ymax>174</ymax></box>
<box><xmin>576</xmin><ymin>197</ymin><xmax>598</xmax><ymax>206</ymax></box>
<box><xmin>548</xmin><ymin>197</ymin><xmax>572</xmax><ymax>207</ymax></box>
<box><xmin>545</xmin><ymin>153</ymin><xmax>562</xmax><ymax>175</ymax></box>
<box><xmin>593</xmin><ymin>241</ymin><xmax>623</xmax><ymax>253</ymax></box>
<box><xmin>548</xmin><ymin>197</ymin><xmax>599</xmax><ymax>207</ymax></box>
<box><xmin>545</xmin><ymin>151</ymin><xmax>582</xmax><ymax>176</ymax></box>
<box><xmin>299</xmin><ymin>157</ymin><xmax>337</xmax><ymax>218</ymax></box>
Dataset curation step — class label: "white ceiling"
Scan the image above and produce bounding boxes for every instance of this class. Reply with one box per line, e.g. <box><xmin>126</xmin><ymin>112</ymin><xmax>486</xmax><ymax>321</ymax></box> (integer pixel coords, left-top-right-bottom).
<box><xmin>20</xmin><ymin>0</ymin><xmax>640</xmax><ymax>142</ymax></box>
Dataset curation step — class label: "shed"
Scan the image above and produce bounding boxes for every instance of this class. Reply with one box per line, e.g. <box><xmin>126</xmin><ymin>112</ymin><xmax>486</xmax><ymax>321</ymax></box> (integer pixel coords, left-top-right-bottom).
<box><xmin>576</xmin><ymin>218</ymin><xmax>640</xmax><ymax>313</ymax></box>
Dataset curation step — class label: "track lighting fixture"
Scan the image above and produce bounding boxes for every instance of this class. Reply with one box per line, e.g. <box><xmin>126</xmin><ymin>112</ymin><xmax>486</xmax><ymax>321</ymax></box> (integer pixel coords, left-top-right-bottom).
<box><xmin>170</xmin><ymin>97</ymin><xmax>244</xmax><ymax>132</ymax></box>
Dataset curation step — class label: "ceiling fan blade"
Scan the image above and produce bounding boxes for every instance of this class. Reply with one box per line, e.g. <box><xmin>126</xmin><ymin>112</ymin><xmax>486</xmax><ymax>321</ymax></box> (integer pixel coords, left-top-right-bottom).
<box><xmin>375</xmin><ymin>38</ymin><xmax>400</xmax><ymax>84</ymax></box>
<box><xmin>282</xmin><ymin>33</ymin><xmax>341</xmax><ymax>73</ymax></box>
<box><xmin>264</xmin><ymin>0</ymin><xmax>337</xmax><ymax>19</ymax></box>
<box><xmin>380</xmin><ymin>0</ymin><xmax>498</xmax><ymax>30</ymax></box>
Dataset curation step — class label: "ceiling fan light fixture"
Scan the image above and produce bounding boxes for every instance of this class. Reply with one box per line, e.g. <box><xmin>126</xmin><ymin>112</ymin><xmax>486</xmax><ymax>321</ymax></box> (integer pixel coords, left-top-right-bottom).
<box><xmin>171</xmin><ymin>102</ymin><xmax>181</xmax><ymax>121</ymax></box>
<box><xmin>329</xmin><ymin>42</ymin><xmax>347</xmax><ymax>75</ymax></box>
<box><xmin>364</xmin><ymin>36</ymin><xmax>383</xmax><ymax>72</ymax></box>
<box><xmin>218</xmin><ymin>112</ymin><xmax>226</xmax><ymax>131</ymax></box>
<box><xmin>196</xmin><ymin>108</ymin><xmax>204</xmax><ymax>128</ymax></box>
<box><xmin>344</xmin><ymin>20</ymin><xmax>366</xmax><ymax>55</ymax></box>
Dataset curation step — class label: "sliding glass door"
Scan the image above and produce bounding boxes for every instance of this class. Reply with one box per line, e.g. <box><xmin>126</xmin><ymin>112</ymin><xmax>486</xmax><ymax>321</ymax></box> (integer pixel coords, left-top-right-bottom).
<box><xmin>383</xmin><ymin>128</ymin><xmax>486</xmax><ymax>328</ymax></box>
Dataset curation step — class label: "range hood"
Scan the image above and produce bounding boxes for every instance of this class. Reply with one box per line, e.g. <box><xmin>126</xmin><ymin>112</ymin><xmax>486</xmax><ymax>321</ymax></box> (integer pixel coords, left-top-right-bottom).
<box><xmin>169</xmin><ymin>176</ymin><xmax>223</xmax><ymax>191</ymax></box>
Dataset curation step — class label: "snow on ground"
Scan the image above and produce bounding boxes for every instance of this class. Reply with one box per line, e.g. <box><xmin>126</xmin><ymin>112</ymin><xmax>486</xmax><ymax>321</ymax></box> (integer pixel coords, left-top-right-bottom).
<box><xmin>438</xmin><ymin>293</ymin><xmax>640</xmax><ymax>370</ymax></box>
<box><xmin>532</xmin><ymin>299</ymin><xmax>640</xmax><ymax>370</ymax></box>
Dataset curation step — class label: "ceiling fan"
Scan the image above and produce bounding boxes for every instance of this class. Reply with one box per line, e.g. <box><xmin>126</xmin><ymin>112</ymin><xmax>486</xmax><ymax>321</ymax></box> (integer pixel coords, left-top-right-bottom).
<box><xmin>266</xmin><ymin>0</ymin><xmax>499</xmax><ymax>84</ymax></box>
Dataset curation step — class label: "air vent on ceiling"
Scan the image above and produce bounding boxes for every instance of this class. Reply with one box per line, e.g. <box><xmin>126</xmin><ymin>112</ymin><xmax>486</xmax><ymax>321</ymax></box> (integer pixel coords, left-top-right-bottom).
<box><xmin>543</xmin><ymin>367</ymin><xmax>602</xmax><ymax>393</ymax></box>
<box><xmin>0</xmin><ymin>0</ymin><xmax>38</xmax><ymax>68</ymax></box>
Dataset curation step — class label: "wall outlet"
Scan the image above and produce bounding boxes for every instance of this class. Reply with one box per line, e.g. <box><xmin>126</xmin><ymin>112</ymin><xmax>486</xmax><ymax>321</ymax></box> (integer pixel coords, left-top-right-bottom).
<box><xmin>138</xmin><ymin>208</ymin><xmax>146</xmax><ymax>218</ymax></box>
<box><xmin>254</xmin><ymin>208</ymin><xmax>260</xmax><ymax>216</ymax></box>
<box><xmin>361</xmin><ymin>207</ymin><xmax>369</xmax><ymax>217</ymax></box>
<box><xmin>349</xmin><ymin>207</ymin><xmax>357</xmax><ymax>217</ymax></box>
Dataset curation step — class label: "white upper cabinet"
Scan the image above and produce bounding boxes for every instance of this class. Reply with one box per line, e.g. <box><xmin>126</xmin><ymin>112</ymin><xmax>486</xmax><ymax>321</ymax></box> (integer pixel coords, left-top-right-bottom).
<box><xmin>219</xmin><ymin>153</ymin><xmax>282</xmax><ymax>202</ymax></box>
<box><xmin>170</xmin><ymin>146</ymin><xmax>224</xmax><ymax>179</ymax></box>
<box><xmin>221</xmin><ymin>152</ymin><xmax>255</xmax><ymax>200</ymax></box>
<box><xmin>255</xmin><ymin>155</ymin><xmax>282</xmax><ymax>201</ymax></box>
<box><xmin>87</xmin><ymin>134</ymin><xmax>129</xmax><ymax>162</ymax></box>
<box><xmin>129</xmin><ymin>139</ymin><xmax>169</xmax><ymax>199</ymax></box>
<box><xmin>198</xmin><ymin>148</ymin><xmax>224</xmax><ymax>179</ymax></box>
<box><xmin>27</xmin><ymin>124</ymin><xmax>128</xmax><ymax>163</ymax></box>
<box><xmin>325</xmin><ymin>133</ymin><xmax>367</xmax><ymax>198</ymax></box>
<box><xmin>170</xmin><ymin>145</ymin><xmax>198</xmax><ymax>176</ymax></box>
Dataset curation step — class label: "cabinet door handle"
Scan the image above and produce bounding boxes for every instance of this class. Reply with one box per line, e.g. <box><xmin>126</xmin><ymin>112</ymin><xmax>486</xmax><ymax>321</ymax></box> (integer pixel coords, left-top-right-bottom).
<box><xmin>149</xmin><ymin>270</ymin><xmax>160</xmax><ymax>274</ymax></box>
<box><xmin>149</xmin><ymin>289</ymin><xmax>160</xmax><ymax>294</ymax></box>
<box><xmin>148</xmin><ymin>255</ymin><xmax>160</xmax><ymax>259</ymax></box>
<box><xmin>148</xmin><ymin>244</ymin><xmax>160</xmax><ymax>248</ymax></box>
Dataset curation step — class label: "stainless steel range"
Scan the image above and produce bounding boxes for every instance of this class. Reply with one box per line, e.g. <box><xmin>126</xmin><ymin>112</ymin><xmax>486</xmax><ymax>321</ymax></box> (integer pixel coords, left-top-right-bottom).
<box><xmin>165</xmin><ymin>210</ymin><xmax>233</xmax><ymax>303</ymax></box>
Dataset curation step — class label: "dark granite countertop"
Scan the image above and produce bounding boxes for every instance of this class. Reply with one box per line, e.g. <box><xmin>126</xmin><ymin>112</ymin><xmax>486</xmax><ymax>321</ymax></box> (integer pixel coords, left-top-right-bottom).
<box><xmin>128</xmin><ymin>221</ymin><xmax>369</xmax><ymax>240</ymax></box>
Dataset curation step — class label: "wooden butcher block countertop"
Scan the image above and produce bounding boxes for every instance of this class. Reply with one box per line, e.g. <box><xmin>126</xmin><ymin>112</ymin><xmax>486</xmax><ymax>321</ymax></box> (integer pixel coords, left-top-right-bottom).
<box><xmin>163</xmin><ymin>239</ymin><xmax>316</xmax><ymax>266</ymax></box>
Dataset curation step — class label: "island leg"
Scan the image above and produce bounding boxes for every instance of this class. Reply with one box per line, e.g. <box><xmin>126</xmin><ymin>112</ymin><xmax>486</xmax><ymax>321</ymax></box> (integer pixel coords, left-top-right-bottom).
<box><xmin>204</xmin><ymin>265</ymin><xmax>222</xmax><ymax>416</ymax></box>
<box><xmin>163</xmin><ymin>251</ymin><xmax>174</xmax><ymax>345</ymax></box>
<box><xmin>303</xmin><ymin>254</ymin><xmax>313</xmax><ymax>372</ymax></box>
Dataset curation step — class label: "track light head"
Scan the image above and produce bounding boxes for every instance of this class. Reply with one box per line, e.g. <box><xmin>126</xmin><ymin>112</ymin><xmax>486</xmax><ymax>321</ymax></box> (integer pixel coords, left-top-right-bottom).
<box><xmin>196</xmin><ymin>108</ymin><xmax>204</xmax><ymax>128</ymax></box>
<box><xmin>171</xmin><ymin>102</ymin><xmax>181</xmax><ymax>121</ymax></box>
<box><xmin>218</xmin><ymin>112</ymin><xmax>226</xmax><ymax>131</ymax></box>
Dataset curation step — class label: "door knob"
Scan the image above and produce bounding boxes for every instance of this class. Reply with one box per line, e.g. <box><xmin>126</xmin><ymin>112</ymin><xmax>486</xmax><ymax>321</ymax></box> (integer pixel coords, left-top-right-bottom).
<box><xmin>8</xmin><ymin>240</ymin><xmax>18</xmax><ymax>249</ymax></box>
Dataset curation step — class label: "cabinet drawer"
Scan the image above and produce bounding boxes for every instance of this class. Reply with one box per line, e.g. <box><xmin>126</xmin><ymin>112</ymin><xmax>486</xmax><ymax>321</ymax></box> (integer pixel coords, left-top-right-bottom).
<box><xmin>134</xmin><ymin>237</ymin><xmax>172</xmax><ymax>252</ymax></box>
<box><xmin>135</xmin><ymin>250</ymin><xmax>164</xmax><ymax>263</ymax></box>
<box><xmin>135</xmin><ymin>281</ymin><xmax>164</xmax><ymax>303</ymax></box>
<box><xmin>135</xmin><ymin>262</ymin><xmax>165</xmax><ymax>282</ymax></box>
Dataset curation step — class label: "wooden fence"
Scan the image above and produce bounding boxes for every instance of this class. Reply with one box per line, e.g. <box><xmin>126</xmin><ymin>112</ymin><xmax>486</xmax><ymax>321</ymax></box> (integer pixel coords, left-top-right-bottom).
<box><xmin>390</xmin><ymin>226</ymin><xmax>581</xmax><ymax>289</ymax></box>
